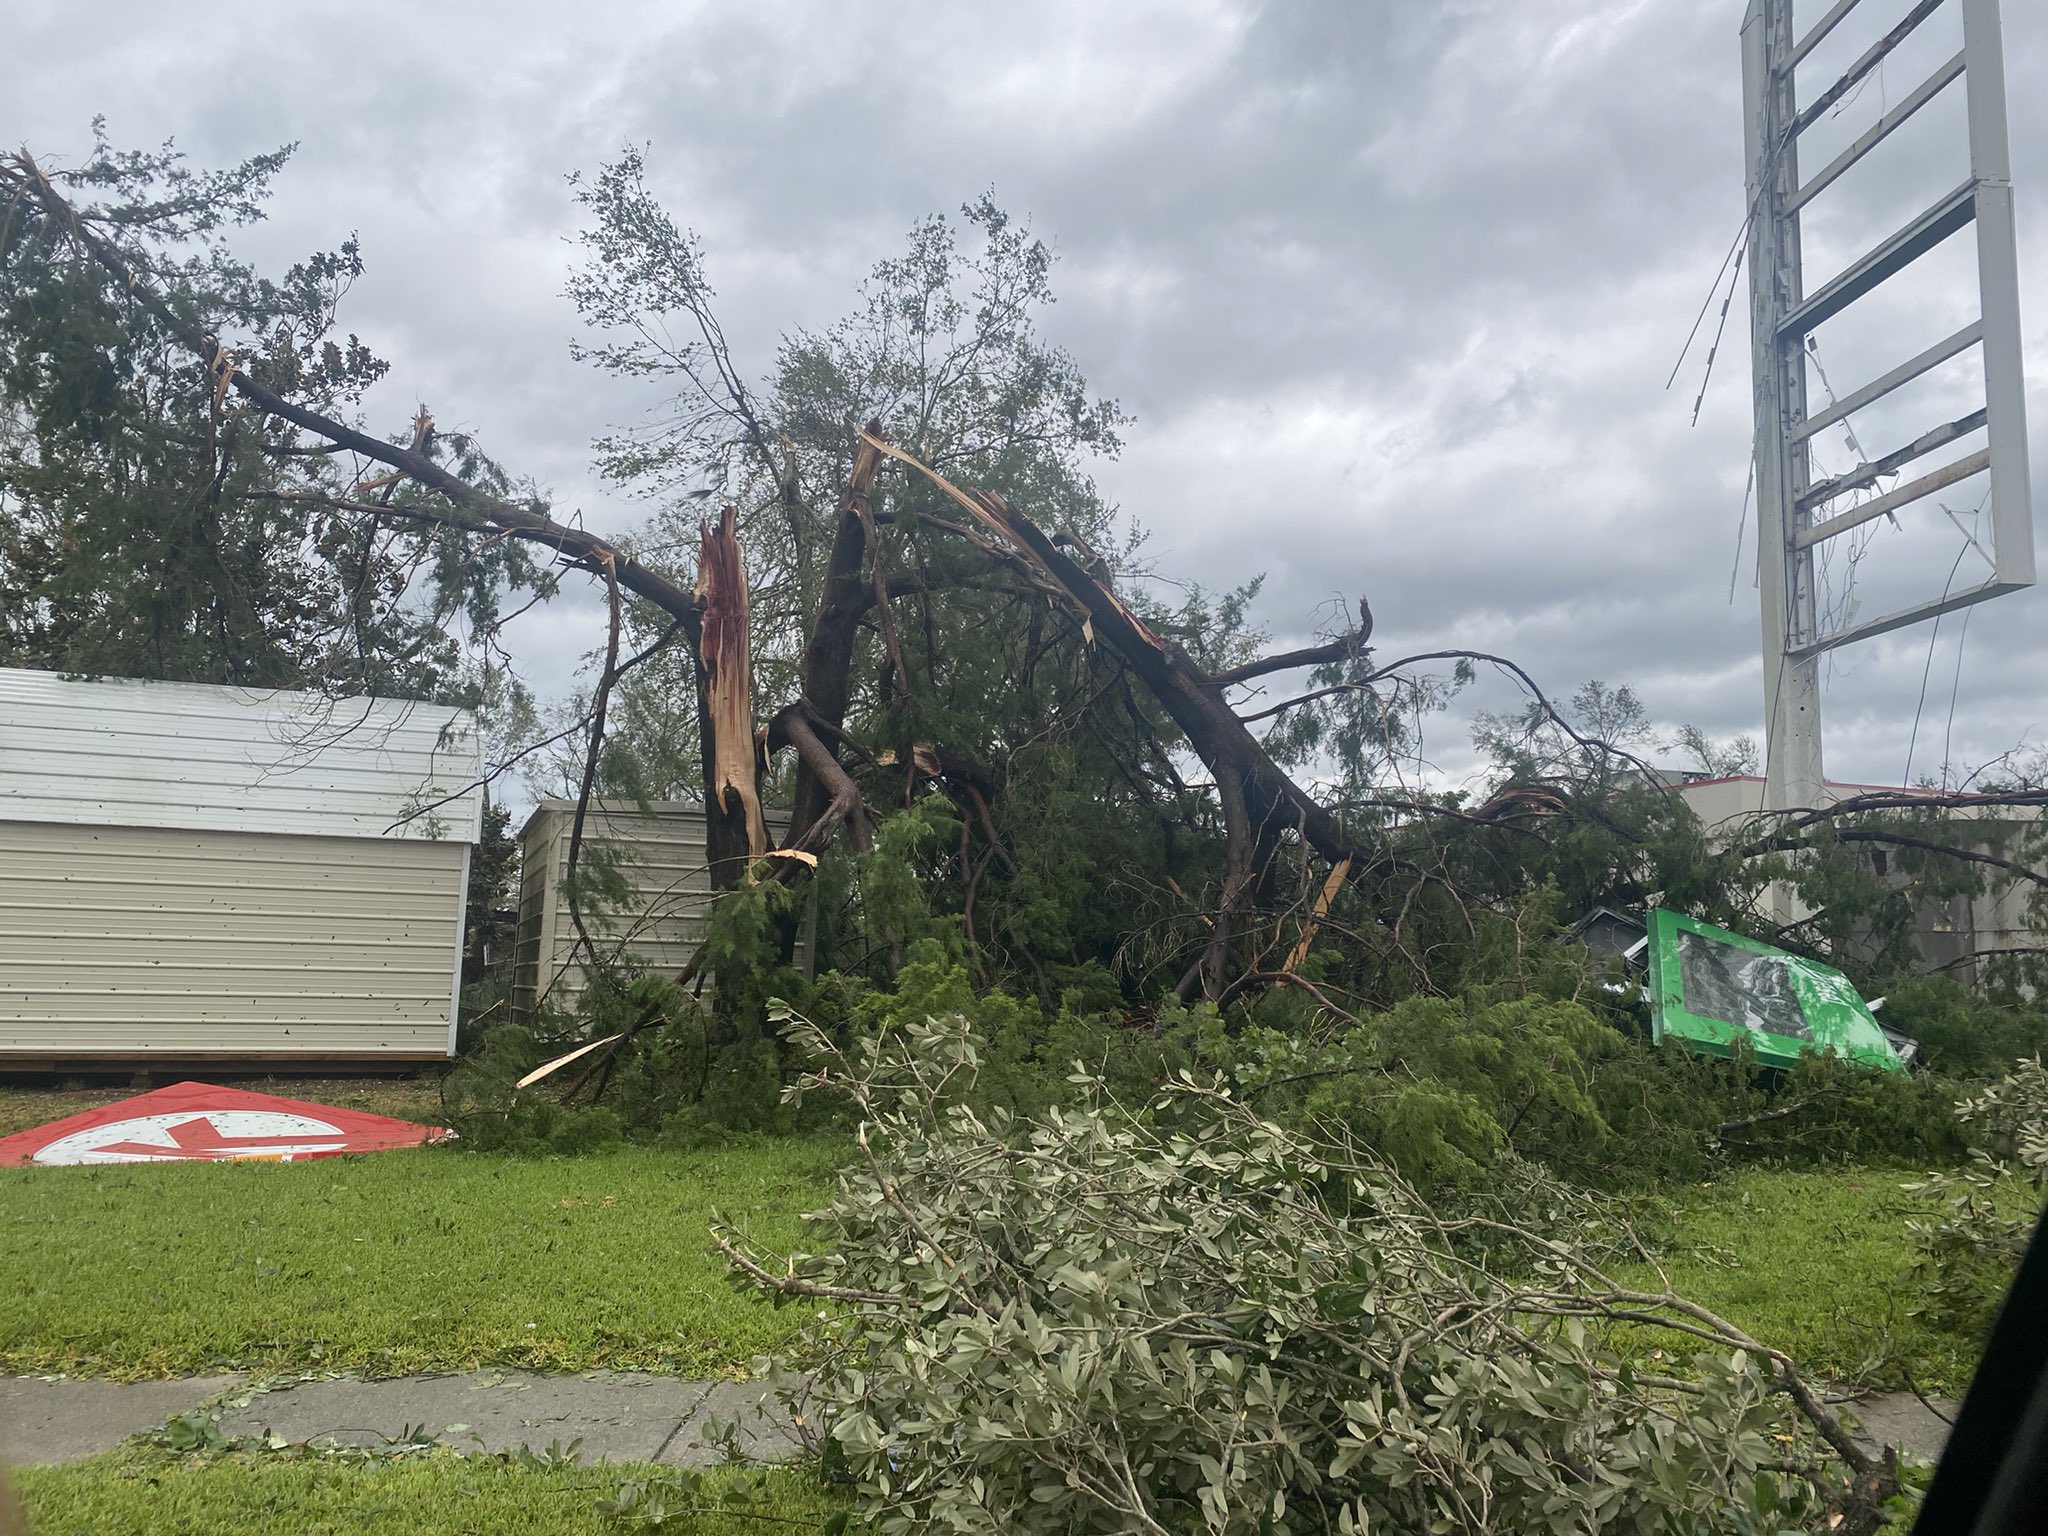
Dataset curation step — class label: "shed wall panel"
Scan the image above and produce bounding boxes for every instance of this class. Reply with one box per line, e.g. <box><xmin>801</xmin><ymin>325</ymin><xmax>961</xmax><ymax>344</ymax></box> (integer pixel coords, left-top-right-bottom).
<box><xmin>0</xmin><ymin>667</ymin><xmax>482</xmax><ymax>841</ymax></box>
<box><xmin>0</xmin><ymin>820</ymin><xmax>463</xmax><ymax>1057</ymax></box>
<box><xmin>512</xmin><ymin>801</ymin><xmax>802</xmax><ymax>1021</ymax></box>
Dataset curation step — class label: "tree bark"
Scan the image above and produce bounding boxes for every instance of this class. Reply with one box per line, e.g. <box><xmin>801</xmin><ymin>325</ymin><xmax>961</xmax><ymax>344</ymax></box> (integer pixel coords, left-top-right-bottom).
<box><xmin>788</xmin><ymin>425</ymin><xmax>889</xmax><ymax>843</ymax></box>
<box><xmin>769</xmin><ymin>704</ymin><xmax>874</xmax><ymax>856</ymax></box>
<box><xmin>695</xmin><ymin>505</ymin><xmax>768</xmax><ymax>889</ymax></box>
<box><xmin>858</xmin><ymin>431</ymin><xmax>1382</xmax><ymax>997</ymax></box>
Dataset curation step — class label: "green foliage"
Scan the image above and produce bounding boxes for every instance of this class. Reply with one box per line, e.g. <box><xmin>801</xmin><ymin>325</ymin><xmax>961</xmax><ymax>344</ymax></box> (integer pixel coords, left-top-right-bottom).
<box><xmin>817</xmin><ymin>947</ymin><xmax>1189</xmax><ymax>1120</ymax></box>
<box><xmin>2</xmin><ymin>128</ymin><xmax>545</xmax><ymax>696</ymax></box>
<box><xmin>1904</xmin><ymin>1058</ymin><xmax>2048</xmax><ymax>1340</ymax></box>
<box><xmin>439</xmin><ymin>1021</ymin><xmax>626</xmax><ymax>1156</ymax></box>
<box><xmin>1671</xmin><ymin>722</ymin><xmax>1760</xmax><ymax>777</ymax></box>
<box><xmin>469</xmin><ymin>1096</ymin><xmax>629</xmax><ymax>1159</ymax></box>
<box><xmin>1472</xmin><ymin>678</ymin><xmax>1653</xmax><ymax>793</ymax></box>
<box><xmin>1187</xmin><ymin>985</ymin><xmax>1961</xmax><ymax>1199</ymax></box>
<box><xmin>511</xmin><ymin>847</ymin><xmax>1967</xmax><ymax>1177</ymax></box>
<box><xmin>686</xmin><ymin>882</ymin><xmax>815</xmax><ymax>1133</ymax></box>
<box><xmin>566</xmin><ymin>156</ymin><xmax>1143</xmax><ymax>806</ymax></box>
<box><xmin>1904</xmin><ymin>1164</ymin><xmax>2039</xmax><ymax>1342</ymax></box>
<box><xmin>1877</xmin><ymin>975</ymin><xmax>2048</xmax><ymax>1076</ymax></box>
<box><xmin>598</xmin><ymin>1464</ymin><xmax>816</xmax><ymax>1531</ymax></box>
<box><xmin>1345</xmin><ymin>995</ymin><xmax>1693</xmax><ymax>1186</ymax></box>
<box><xmin>1728</xmin><ymin>1052</ymin><xmax>1969</xmax><ymax>1167</ymax></box>
<box><xmin>727</xmin><ymin>1012</ymin><xmax>1869</xmax><ymax>1534</ymax></box>
<box><xmin>847</xmin><ymin>799</ymin><xmax>970</xmax><ymax>966</ymax></box>
<box><xmin>455</xmin><ymin>873</ymin><xmax>823</xmax><ymax>1147</ymax></box>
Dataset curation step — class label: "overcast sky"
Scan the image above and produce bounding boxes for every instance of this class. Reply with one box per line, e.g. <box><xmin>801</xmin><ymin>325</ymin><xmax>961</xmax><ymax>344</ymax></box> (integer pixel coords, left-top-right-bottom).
<box><xmin>11</xmin><ymin>0</ymin><xmax>2047</xmax><ymax>793</ymax></box>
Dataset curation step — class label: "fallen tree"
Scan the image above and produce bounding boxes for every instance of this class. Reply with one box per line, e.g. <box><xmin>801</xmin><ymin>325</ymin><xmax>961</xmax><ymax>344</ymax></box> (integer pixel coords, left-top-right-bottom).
<box><xmin>2</xmin><ymin>140</ymin><xmax>1388</xmax><ymax>1004</ymax></box>
<box><xmin>7</xmin><ymin>134</ymin><xmax>2042</xmax><ymax>1034</ymax></box>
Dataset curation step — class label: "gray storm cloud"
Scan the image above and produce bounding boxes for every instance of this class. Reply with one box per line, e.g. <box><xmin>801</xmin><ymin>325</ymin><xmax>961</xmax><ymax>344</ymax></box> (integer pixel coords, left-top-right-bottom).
<box><xmin>9</xmin><ymin>0</ymin><xmax>2044</xmax><ymax>790</ymax></box>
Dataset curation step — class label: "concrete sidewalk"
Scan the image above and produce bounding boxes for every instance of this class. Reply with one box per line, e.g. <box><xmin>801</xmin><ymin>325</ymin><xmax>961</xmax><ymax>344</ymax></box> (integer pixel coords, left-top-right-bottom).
<box><xmin>2</xmin><ymin>1369</ymin><xmax>1953</xmax><ymax>1470</ymax></box>
<box><xmin>1</xmin><ymin>1369</ymin><xmax>800</xmax><ymax>1468</ymax></box>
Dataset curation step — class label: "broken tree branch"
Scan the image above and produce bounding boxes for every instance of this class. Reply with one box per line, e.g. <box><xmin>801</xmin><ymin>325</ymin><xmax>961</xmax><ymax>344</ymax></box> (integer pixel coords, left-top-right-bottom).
<box><xmin>788</xmin><ymin>423</ymin><xmax>889</xmax><ymax>842</ymax></box>
<box><xmin>1739</xmin><ymin>827</ymin><xmax>2048</xmax><ymax>890</ymax></box>
<box><xmin>1210</xmin><ymin>597</ymin><xmax>1373</xmax><ymax>686</ymax></box>
<box><xmin>564</xmin><ymin>548</ymin><xmax>626</xmax><ymax>965</ymax></box>
<box><xmin>5</xmin><ymin>151</ymin><xmax>705</xmax><ymax>628</ymax></box>
<box><xmin>1716</xmin><ymin>1101</ymin><xmax>1814</xmax><ymax>1142</ymax></box>
<box><xmin>862</xmin><ymin>431</ymin><xmax>1407</xmax><ymax>997</ymax></box>
<box><xmin>770</xmin><ymin>704</ymin><xmax>875</xmax><ymax>855</ymax></box>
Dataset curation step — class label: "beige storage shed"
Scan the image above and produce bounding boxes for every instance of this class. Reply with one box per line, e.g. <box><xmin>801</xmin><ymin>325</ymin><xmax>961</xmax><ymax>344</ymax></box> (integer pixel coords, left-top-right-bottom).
<box><xmin>513</xmin><ymin>800</ymin><xmax>806</xmax><ymax>1021</ymax></box>
<box><xmin>513</xmin><ymin>800</ymin><xmax>718</xmax><ymax>1021</ymax></box>
<box><xmin>0</xmin><ymin>666</ymin><xmax>482</xmax><ymax>1068</ymax></box>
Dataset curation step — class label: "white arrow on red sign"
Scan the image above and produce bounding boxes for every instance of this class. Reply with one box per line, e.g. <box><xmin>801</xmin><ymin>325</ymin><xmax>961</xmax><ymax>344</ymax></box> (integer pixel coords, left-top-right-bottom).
<box><xmin>0</xmin><ymin>1083</ymin><xmax>453</xmax><ymax>1166</ymax></box>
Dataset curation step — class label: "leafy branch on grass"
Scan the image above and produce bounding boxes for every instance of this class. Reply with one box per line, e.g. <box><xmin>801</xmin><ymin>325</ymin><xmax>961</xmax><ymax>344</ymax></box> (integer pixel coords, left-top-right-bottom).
<box><xmin>716</xmin><ymin>1008</ymin><xmax>1910</xmax><ymax>1536</ymax></box>
<box><xmin>1904</xmin><ymin>1057</ymin><xmax>2048</xmax><ymax>1338</ymax></box>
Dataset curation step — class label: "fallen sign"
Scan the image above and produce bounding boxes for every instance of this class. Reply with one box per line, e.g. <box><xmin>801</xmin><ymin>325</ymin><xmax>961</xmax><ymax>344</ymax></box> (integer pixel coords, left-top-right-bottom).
<box><xmin>1643</xmin><ymin>908</ymin><xmax>1906</xmax><ymax>1074</ymax></box>
<box><xmin>1569</xmin><ymin>905</ymin><xmax>1914</xmax><ymax>1073</ymax></box>
<box><xmin>0</xmin><ymin>1081</ymin><xmax>454</xmax><ymax>1167</ymax></box>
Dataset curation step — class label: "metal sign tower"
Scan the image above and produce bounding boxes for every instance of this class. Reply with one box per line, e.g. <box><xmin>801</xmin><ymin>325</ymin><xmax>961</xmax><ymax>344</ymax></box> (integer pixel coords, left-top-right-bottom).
<box><xmin>1742</xmin><ymin>0</ymin><xmax>2033</xmax><ymax>810</ymax></box>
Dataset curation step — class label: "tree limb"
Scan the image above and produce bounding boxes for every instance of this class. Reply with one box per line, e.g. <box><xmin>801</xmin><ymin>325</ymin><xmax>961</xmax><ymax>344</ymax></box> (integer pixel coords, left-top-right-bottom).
<box><xmin>1211</xmin><ymin>597</ymin><xmax>1372</xmax><ymax>686</ymax></box>
<box><xmin>1740</xmin><ymin>827</ymin><xmax>2048</xmax><ymax>890</ymax></box>
<box><xmin>5</xmin><ymin>151</ymin><xmax>704</xmax><ymax>627</ymax></box>
<box><xmin>788</xmin><ymin>424</ymin><xmax>888</xmax><ymax>841</ymax></box>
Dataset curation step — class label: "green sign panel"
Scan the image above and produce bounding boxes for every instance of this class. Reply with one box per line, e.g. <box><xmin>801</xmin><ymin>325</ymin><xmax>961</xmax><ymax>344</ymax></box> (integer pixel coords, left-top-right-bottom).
<box><xmin>1644</xmin><ymin>908</ymin><xmax>1903</xmax><ymax>1073</ymax></box>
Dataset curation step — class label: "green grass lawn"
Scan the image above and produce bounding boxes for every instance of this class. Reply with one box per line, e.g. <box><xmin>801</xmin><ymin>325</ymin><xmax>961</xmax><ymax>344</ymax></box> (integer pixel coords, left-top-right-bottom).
<box><xmin>14</xmin><ymin>1447</ymin><xmax>848</xmax><ymax>1535</ymax></box>
<box><xmin>0</xmin><ymin>1069</ymin><xmax>1993</xmax><ymax>1403</ymax></box>
<box><xmin>0</xmin><ymin>1141</ymin><xmax>838</xmax><ymax>1380</ymax></box>
<box><xmin>0</xmin><ymin>1117</ymin><xmax>1997</xmax><ymax>1533</ymax></box>
<box><xmin>1625</xmin><ymin>1168</ymin><xmax>1987</xmax><ymax>1394</ymax></box>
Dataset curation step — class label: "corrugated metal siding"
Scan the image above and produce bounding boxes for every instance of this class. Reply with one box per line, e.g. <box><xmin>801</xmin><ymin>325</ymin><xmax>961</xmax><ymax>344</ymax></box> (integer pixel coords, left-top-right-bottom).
<box><xmin>0</xmin><ymin>666</ymin><xmax>482</xmax><ymax>841</ymax></box>
<box><xmin>510</xmin><ymin>818</ymin><xmax>559</xmax><ymax>1021</ymax></box>
<box><xmin>0</xmin><ymin>820</ymin><xmax>463</xmax><ymax>1056</ymax></box>
<box><xmin>512</xmin><ymin>801</ymin><xmax>806</xmax><ymax>1021</ymax></box>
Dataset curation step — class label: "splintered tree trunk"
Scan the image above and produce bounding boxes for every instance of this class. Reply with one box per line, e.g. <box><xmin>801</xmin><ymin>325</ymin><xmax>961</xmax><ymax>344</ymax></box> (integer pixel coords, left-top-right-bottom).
<box><xmin>695</xmin><ymin>505</ymin><xmax>768</xmax><ymax>890</ymax></box>
<box><xmin>789</xmin><ymin>424</ymin><xmax>888</xmax><ymax>842</ymax></box>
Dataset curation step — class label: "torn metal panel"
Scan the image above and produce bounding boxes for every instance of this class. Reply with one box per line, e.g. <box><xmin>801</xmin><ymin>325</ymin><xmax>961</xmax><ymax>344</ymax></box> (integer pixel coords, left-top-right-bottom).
<box><xmin>1645</xmin><ymin>908</ymin><xmax>1904</xmax><ymax>1072</ymax></box>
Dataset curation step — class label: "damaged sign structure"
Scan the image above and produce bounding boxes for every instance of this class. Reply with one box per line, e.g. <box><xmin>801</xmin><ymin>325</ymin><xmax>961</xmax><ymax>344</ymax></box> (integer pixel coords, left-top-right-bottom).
<box><xmin>1644</xmin><ymin>909</ymin><xmax>1907</xmax><ymax>1073</ymax></box>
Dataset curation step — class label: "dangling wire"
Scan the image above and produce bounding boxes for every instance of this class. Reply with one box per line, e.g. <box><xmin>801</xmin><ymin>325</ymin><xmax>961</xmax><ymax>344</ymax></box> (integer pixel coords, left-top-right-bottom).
<box><xmin>1668</xmin><ymin>218</ymin><xmax>1752</xmax><ymax>394</ymax></box>
<box><xmin>1904</xmin><ymin>541</ymin><xmax>1972</xmax><ymax>786</ymax></box>
<box><xmin>1727</xmin><ymin>446</ymin><xmax>1756</xmax><ymax>605</ymax></box>
<box><xmin>1665</xmin><ymin>122</ymin><xmax>1794</xmax><ymax>413</ymax></box>
<box><xmin>1690</xmin><ymin>246</ymin><xmax>1746</xmax><ymax>428</ymax></box>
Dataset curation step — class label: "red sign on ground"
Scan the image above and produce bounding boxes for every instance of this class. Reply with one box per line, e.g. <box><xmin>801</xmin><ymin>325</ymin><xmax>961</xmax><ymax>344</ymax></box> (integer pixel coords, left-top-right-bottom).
<box><xmin>0</xmin><ymin>1082</ymin><xmax>453</xmax><ymax>1166</ymax></box>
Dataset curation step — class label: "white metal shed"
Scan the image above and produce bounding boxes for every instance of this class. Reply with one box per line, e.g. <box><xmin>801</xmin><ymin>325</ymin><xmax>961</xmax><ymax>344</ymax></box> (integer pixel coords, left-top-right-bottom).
<box><xmin>0</xmin><ymin>666</ymin><xmax>482</xmax><ymax>1067</ymax></box>
<box><xmin>513</xmin><ymin>800</ymin><xmax>720</xmax><ymax>1021</ymax></box>
<box><xmin>512</xmin><ymin>800</ymin><xmax>806</xmax><ymax>1021</ymax></box>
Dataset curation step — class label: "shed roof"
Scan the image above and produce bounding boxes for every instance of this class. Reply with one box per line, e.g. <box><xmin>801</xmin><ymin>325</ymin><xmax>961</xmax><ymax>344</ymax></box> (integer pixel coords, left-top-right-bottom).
<box><xmin>0</xmin><ymin>666</ymin><xmax>483</xmax><ymax>842</ymax></box>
